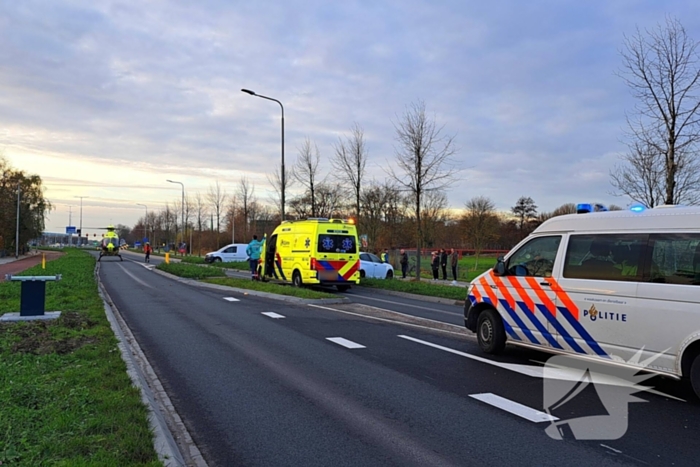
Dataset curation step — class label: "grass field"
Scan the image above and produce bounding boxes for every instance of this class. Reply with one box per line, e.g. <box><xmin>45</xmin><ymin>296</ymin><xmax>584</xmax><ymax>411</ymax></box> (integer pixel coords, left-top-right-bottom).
<box><xmin>0</xmin><ymin>249</ymin><xmax>160</xmax><ymax>466</ymax></box>
<box><xmin>358</xmin><ymin>277</ymin><xmax>468</xmax><ymax>302</ymax></box>
<box><xmin>156</xmin><ymin>262</ymin><xmax>227</xmax><ymax>279</ymax></box>
<box><xmin>203</xmin><ymin>277</ymin><xmax>337</xmax><ymax>299</ymax></box>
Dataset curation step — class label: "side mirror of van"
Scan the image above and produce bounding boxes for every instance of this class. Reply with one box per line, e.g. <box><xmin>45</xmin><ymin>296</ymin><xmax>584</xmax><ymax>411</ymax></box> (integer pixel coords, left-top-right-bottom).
<box><xmin>493</xmin><ymin>256</ymin><xmax>506</xmax><ymax>276</ymax></box>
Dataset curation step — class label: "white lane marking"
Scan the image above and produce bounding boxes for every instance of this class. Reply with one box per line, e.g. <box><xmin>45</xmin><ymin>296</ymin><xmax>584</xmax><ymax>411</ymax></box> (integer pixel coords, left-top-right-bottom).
<box><xmin>469</xmin><ymin>393</ymin><xmax>558</xmax><ymax>423</ymax></box>
<box><xmin>223</xmin><ymin>297</ymin><xmax>240</xmax><ymax>302</ymax></box>
<box><xmin>600</xmin><ymin>444</ymin><xmax>622</xmax><ymax>454</ymax></box>
<box><xmin>326</xmin><ymin>337</ymin><xmax>366</xmax><ymax>349</ymax></box>
<box><xmin>308</xmin><ymin>304</ymin><xmax>467</xmax><ymax>337</ymax></box>
<box><xmin>399</xmin><ymin>334</ymin><xmax>544</xmax><ymax>377</ymax></box>
<box><xmin>353</xmin><ymin>294</ymin><xmax>460</xmax><ymax>315</ymax></box>
<box><xmin>117</xmin><ymin>263</ymin><xmax>154</xmax><ymax>289</ymax></box>
<box><xmin>262</xmin><ymin>312</ymin><xmax>285</xmax><ymax>319</ymax></box>
<box><xmin>398</xmin><ymin>335</ymin><xmax>685</xmax><ymax>401</ymax></box>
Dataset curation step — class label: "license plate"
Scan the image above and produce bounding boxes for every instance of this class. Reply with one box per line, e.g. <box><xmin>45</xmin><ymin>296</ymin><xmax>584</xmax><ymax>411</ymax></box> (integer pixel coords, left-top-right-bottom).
<box><xmin>319</xmin><ymin>270</ymin><xmax>338</xmax><ymax>281</ymax></box>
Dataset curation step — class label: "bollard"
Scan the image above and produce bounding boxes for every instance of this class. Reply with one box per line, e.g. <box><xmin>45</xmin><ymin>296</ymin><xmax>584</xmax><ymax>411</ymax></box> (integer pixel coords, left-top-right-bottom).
<box><xmin>165</xmin><ymin>252</ymin><xmax>170</xmax><ymax>264</ymax></box>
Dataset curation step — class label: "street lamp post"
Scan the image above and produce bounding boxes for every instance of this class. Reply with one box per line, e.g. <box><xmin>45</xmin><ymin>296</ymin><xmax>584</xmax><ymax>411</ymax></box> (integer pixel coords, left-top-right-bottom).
<box><xmin>241</xmin><ymin>88</ymin><xmax>285</xmax><ymax>221</ymax></box>
<box><xmin>136</xmin><ymin>203</ymin><xmax>148</xmax><ymax>245</ymax></box>
<box><xmin>166</xmin><ymin>180</ymin><xmax>185</xmax><ymax>254</ymax></box>
<box><xmin>75</xmin><ymin>196</ymin><xmax>88</xmax><ymax>246</ymax></box>
<box><xmin>15</xmin><ymin>183</ymin><xmax>20</xmax><ymax>258</ymax></box>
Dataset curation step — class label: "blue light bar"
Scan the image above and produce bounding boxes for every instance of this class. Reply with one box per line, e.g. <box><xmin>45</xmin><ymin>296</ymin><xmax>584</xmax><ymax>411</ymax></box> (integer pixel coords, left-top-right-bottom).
<box><xmin>577</xmin><ymin>203</ymin><xmax>593</xmax><ymax>214</ymax></box>
<box><xmin>630</xmin><ymin>204</ymin><xmax>646</xmax><ymax>212</ymax></box>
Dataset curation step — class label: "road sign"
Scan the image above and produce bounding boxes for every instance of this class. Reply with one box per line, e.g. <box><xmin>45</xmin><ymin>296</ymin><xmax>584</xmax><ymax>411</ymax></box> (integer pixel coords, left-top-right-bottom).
<box><xmin>66</xmin><ymin>226</ymin><xmax>76</xmax><ymax>234</ymax></box>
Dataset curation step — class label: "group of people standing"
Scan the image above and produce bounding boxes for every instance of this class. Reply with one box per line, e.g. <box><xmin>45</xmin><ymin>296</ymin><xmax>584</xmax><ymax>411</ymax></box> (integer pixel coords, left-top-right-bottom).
<box><xmin>396</xmin><ymin>248</ymin><xmax>460</xmax><ymax>281</ymax></box>
<box><xmin>431</xmin><ymin>248</ymin><xmax>459</xmax><ymax>281</ymax></box>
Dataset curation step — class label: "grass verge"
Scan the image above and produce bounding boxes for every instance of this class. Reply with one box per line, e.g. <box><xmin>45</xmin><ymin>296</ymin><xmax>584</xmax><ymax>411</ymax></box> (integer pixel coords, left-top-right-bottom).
<box><xmin>156</xmin><ymin>262</ymin><xmax>227</xmax><ymax>280</ymax></box>
<box><xmin>0</xmin><ymin>249</ymin><xmax>160</xmax><ymax>466</ymax></box>
<box><xmin>203</xmin><ymin>277</ymin><xmax>337</xmax><ymax>299</ymax></box>
<box><xmin>180</xmin><ymin>257</ymin><xmax>249</xmax><ymax>270</ymax></box>
<box><xmin>358</xmin><ymin>277</ymin><xmax>468</xmax><ymax>301</ymax></box>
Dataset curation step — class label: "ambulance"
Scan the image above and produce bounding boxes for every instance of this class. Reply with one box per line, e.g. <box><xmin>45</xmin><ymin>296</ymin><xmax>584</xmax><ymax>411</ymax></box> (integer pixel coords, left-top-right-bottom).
<box><xmin>464</xmin><ymin>204</ymin><xmax>700</xmax><ymax>397</ymax></box>
<box><xmin>257</xmin><ymin>218</ymin><xmax>360</xmax><ymax>291</ymax></box>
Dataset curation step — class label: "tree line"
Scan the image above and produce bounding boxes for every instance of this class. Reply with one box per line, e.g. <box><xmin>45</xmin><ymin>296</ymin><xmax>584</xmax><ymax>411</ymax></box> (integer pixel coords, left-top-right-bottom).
<box><xmin>0</xmin><ymin>157</ymin><xmax>51</xmax><ymax>256</ymax></box>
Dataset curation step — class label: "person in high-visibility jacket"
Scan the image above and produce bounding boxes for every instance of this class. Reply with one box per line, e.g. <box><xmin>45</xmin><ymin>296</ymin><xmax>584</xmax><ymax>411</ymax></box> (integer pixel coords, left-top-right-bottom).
<box><xmin>381</xmin><ymin>249</ymin><xmax>389</xmax><ymax>263</ymax></box>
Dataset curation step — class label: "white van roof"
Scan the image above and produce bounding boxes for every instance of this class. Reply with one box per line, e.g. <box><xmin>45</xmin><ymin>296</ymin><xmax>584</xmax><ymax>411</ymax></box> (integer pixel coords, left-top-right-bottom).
<box><xmin>534</xmin><ymin>206</ymin><xmax>700</xmax><ymax>234</ymax></box>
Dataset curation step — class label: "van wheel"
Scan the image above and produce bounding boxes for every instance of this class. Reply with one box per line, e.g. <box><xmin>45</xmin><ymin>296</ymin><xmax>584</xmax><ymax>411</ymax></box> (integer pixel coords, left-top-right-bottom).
<box><xmin>385</xmin><ymin>270</ymin><xmax>393</xmax><ymax>280</ymax></box>
<box><xmin>215</xmin><ymin>257</ymin><xmax>222</xmax><ymax>263</ymax></box>
<box><xmin>292</xmin><ymin>271</ymin><xmax>303</xmax><ymax>288</ymax></box>
<box><xmin>336</xmin><ymin>285</ymin><xmax>350</xmax><ymax>292</ymax></box>
<box><xmin>690</xmin><ymin>355</ymin><xmax>700</xmax><ymax>400</ymax></box>
<box><xmin>359</xmin><ymin>270</ymin><xmax>365</xmax><ymax>279</ymax></box>
<box><xmin>477</xmin><ymin>308</ymin><xmax>506</xmax><ymax>354</ymax></box>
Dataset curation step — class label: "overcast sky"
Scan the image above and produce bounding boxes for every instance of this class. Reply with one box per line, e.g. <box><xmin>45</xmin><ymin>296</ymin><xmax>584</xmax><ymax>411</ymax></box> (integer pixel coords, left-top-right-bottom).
<box><xmin>2</xmin><ymin>1</ymin><xmax>700</xmax><ymax>235</ymax></box>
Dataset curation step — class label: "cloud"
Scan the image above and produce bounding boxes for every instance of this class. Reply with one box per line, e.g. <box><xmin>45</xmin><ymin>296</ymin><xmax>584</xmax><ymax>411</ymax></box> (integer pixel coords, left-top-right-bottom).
<box><xmin>2</xmin><ymin>0</ymin><xmax>700</xmax><ymax>232</ymax></box>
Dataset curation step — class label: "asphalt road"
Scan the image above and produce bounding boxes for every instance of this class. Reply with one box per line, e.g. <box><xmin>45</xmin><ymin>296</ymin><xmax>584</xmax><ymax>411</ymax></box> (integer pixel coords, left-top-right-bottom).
<box><xmin>103</xmin><ymin>252</ymin><xmax>700</xmax><ymax>466</ymax></box>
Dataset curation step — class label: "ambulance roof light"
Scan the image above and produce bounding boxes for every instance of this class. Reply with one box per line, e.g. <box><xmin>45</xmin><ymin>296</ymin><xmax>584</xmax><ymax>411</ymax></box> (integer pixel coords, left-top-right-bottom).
<box><xmin>630</xmin><ymin>204</ymin><xmax>646</xmax><ymax>212</ymax></box>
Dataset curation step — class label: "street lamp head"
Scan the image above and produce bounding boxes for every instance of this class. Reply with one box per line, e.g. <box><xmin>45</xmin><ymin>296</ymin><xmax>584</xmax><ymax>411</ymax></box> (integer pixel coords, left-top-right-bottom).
<box><xmin>241</xmin><ymin>89</ymin><xmax>256</xmax><ymax>96</ymax></box>
<box><xmin>166</xmin><ymin>179</ymin><xmax>174</xmax><ymax>183</ymax></box>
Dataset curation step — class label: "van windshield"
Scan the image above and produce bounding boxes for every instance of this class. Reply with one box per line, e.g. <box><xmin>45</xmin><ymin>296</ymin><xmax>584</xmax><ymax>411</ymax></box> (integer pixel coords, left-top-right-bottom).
<box><xmin>317</xmin><ymin>235</ymin><xmax>357</xmax><ymax>254</ymax></box>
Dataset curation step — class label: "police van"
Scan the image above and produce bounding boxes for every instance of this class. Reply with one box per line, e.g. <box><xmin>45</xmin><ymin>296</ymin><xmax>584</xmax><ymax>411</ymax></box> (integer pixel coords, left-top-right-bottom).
<box><xmin>258</xmin><ymin>218</ymin><xmax>360</xmax><ymax>291</ymax></box>
<box><xmin>464</xmin><ymin>204</ymin><xmax>700</xmax><ymax>397</ymax></box>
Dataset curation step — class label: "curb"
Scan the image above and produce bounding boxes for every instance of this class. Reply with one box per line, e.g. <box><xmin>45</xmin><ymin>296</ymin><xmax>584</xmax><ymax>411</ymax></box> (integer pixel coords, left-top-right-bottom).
<box><xmin>152</xmin><ymin>268</ymin><xmax>350</xmax><ymax>305</ymax></box>
<box><xmin>96</xmin><ymin>263</ymin><xmax>207</xmax><ymax>467</ymax></box>
<box><xmin>354</xmin><ymin>285</ymin><xmax>465</xmax><ymax>307</ymax></box>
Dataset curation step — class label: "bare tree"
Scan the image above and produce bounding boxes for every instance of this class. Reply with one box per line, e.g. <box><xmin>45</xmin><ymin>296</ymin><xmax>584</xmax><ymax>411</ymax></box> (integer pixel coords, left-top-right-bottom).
<box><xmin>420</xmin><ymin>190</ymin><xmax>449</xmax><ymax>248</ymax></box>
<box><xmin>612</xmin><ymin>17</ymin><xmax>700</xmax><ymax>206</ymax></box>
<box><xmin>267</xmin><ymin>165</ymin><xmax>294</xmax><ymax>220</ymax></box>
<box><xmin>237</xmin><ymin>176</ymin><xmax>256</xmax><ymax>240</ymax></box>
<box><xmin>294</xmin><ymin>138</ymin><xmax>323</xmax><ymax>217</ymax></box>
<box><xmin>462</xmin><ymin>196</ymin><xmax>500</xmax><ymax>271</ymax></box>
<box><xmin>207</xmin><ymin>181</ymin><xmax>227</xmax><ymax>247</ymax></box>
<box><xmin>332</xmin><ymin>123</ymin><xmax>367</xmax><ymax>224</ymax></box>
<box><xmin>388</xmin><ymin>101</ymin><xmax>456</xmax><ymax>280</ymax></box>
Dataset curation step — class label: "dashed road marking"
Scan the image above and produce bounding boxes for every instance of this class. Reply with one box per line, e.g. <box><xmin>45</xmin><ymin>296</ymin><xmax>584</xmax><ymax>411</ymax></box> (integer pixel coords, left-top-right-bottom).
<box><xmin>469</xmin><ymin>393</ymin><xmax>558</xmax><ymax>423</ymax></box>
<box><xmin>326</xmin><ymin>337</ymin><xmax>366</xmax><ymax>349</ymax></box>
<box><xmin>223</xmin><ymin>297</ymin><xmax>240</xmax><ymax>302</ymax></box>
<box><xmin>262</xmin><ymin>312</ymin><xmax>285</xmax><ymax>319</ymax></box>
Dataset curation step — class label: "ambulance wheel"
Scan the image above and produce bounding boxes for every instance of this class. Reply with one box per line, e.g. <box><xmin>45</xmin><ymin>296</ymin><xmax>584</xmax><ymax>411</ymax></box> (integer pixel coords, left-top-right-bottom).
<box><xmin>690</xmin><ymin>355</ymin><xmax>700</xmax><ymax>400</ymax></box>
<box><xmin>477</xmin><ymin>308</ymin><xmax>506</xmax><ymax>354</ymax></box>
<box><xmin>359</xmin><ymin>270</ymin><xmax>366</xmax><ymax>279</ymax></box>
<box><xmin>292</xmin><ymin>271</ymin><xmax>303</xmax><ymax>288</ymax></box>
<box><xmin>336</xmin><ymin>285</ymin><xmax>350</xmax><ymax>292</ymax></box>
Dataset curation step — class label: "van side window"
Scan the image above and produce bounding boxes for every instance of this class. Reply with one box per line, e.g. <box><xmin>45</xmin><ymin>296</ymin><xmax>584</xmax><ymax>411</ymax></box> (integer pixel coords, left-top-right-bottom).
<box><xmin>563</xmin><ymin>234</ymin><xmax>645</xmax><ymax>281</ymax></box>
<box><xmin>224</xmin><ymin>246</ymin><xmax>236</xmax><ymax>253</ymax></box>
<box><xmin>506</xmin><ymin>236</ymin><xmax>561</xmax><ymax>277</ymax></box>
<box><xmin>646</xmin><ymin>234</ymin><xmax>700</xmax><ymax>285</ymax></box>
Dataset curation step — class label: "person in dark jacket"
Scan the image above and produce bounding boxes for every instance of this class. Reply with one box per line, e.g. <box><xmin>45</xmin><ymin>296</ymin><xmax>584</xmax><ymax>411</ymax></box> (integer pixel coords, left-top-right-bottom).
<box><xmin>451</xmin><ymin>248</ymin><xmax>459</xmax><ymax>282</ymax></box>
<box><xmin>431</xmin><ymin>251</ymin><xmax>440</xmax><ymax>280</ymax></box>
<box><xmin>399</xmin><ymin>249</ymin><xmax>408</xmax><ymax>279</ymax></box>
<box><xmin>440</xmin><ymin>249</ymin><xmax>448</xmax><ymax>280</ymax></box>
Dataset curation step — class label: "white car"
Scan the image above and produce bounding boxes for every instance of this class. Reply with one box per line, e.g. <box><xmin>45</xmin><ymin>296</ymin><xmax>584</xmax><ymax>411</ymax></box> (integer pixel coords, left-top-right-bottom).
<box><xmin>204</xmin><ymin>243</ymin><xmax>249</xmax><ymax>263</ymax></box>
<box><xmin>359</xmin><ymin>252</ymin><xmax>394</xmax><ymax>279</ymax></box>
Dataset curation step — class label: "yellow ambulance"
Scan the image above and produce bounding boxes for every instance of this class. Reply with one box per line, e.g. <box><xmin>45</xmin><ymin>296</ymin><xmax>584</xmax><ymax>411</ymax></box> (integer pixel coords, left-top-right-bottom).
<box><xmin>258</xmin><ymin>218</ymin><xmax>360</xmax><ymax>291</ymax></box>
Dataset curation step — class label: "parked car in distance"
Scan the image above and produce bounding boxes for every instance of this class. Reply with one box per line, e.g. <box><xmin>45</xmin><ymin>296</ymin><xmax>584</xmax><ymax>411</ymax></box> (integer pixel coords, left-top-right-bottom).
<box><xmin>359</xmin><ymin>252</ymin><xmax>394</xmax><ymax>279</ymax></box>
<box><xmin>204</xmin><ymin>243</ymin><xmax>249</xmax><ymax>263</ymax></box>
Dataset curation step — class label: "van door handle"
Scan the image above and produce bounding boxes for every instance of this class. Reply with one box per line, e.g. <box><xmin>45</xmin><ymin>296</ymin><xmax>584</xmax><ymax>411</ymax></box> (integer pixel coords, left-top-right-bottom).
<box><xmin>539</xmin><ymin>281</ymin><xmax>550</xmax><ymax>286</ymax></box>
<box><xmin>490</xmin><ymin>285</ymin><xmax>497</xmax><ymax>289</ymax></box>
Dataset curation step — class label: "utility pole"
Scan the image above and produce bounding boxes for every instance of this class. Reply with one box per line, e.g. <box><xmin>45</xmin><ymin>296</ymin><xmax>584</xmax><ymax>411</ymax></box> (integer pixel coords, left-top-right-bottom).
<box><xmin>68</xmin><ymin>206</ymin><xmax>73</xmax><ymax>247</ymax></box>
<box><xmin>75</xmin><ymin>196</ymin><xmax>88</xmax><ymax>246</ymax></box>
<box><xmin>15</xmin><ymin>183</ymin><xmax>20</xmax><ymax>258</ymax></box>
